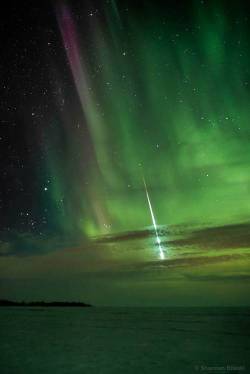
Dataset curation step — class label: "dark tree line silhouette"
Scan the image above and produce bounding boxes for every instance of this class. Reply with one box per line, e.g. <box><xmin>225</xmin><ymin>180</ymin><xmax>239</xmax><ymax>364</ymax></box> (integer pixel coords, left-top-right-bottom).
<box><xmin>0</xmin><ymin>300</ymin><xmax>92</xmax><ymax>307</ymax></box>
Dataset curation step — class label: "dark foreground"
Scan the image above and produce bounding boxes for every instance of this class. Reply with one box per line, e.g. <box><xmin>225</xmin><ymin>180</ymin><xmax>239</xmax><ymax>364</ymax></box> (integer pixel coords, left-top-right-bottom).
<box><xmin>0</xmin><ymin>307</ymin><xmax>249</xmax><ymax>374</ymax></box>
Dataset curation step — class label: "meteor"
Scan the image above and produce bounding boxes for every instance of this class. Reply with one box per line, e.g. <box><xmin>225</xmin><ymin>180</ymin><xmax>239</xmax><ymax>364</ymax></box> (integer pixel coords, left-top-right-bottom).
<box><xmin>143</xmin><ymin>178</ymin><xmax>165</xmax><ymax>260</ymax></box>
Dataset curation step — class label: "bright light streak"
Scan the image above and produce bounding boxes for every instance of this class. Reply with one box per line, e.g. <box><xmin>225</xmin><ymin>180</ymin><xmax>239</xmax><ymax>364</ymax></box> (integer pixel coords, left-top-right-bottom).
<box><xmin>143</xmin><ymin>178</ymin><xmax>165</xmax><ymax>260</ymax></box>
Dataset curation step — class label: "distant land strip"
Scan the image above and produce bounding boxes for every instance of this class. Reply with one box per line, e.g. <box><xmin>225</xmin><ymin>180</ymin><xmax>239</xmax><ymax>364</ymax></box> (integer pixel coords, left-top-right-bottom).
<box><xmin>0</xmin><ymin>300</ymin><xmax>92</xmax><ymax>307</ymax></box>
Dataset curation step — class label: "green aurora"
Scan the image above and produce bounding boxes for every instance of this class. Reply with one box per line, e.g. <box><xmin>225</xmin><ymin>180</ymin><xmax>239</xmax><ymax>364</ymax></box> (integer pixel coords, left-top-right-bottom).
<box><xmin>46</xmin><ymin>1</ymin><xmax>250</xmax><ymax>238</ymax></box>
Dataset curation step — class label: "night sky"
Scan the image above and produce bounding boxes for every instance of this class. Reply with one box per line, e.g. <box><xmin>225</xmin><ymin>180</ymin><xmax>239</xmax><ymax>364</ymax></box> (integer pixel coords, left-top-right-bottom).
<box><xmin>1</xmin><ymin>0</ymin><xmax>250</xmax><ymax>306</ymax></box>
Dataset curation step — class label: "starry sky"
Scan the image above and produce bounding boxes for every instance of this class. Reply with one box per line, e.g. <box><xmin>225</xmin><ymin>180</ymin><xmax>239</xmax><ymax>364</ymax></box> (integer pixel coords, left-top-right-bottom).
<box><xmin>1</xmin><ymin>0</ymin><xmax>250</xmax><ymax>306</ymax></box>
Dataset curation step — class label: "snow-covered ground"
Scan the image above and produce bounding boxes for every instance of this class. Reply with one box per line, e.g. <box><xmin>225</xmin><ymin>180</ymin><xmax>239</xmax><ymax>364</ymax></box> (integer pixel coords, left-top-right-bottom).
<box><xmin>0</xmin><ymin>307</ymin><xmax>249</xmax><ymax>373</ymax></box>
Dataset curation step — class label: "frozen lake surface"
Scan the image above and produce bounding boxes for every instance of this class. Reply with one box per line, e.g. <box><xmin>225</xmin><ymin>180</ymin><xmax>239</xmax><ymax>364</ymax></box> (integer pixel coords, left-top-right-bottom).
<box><xmin>1</xmin><ymin>307</ymin><xmax>250</xmax><ymax>373</ymax></box>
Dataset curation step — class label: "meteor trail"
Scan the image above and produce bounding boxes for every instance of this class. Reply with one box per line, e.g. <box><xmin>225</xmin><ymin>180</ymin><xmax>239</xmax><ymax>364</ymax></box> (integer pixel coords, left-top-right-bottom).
<box><xmin>143</xmin><ymin>178</ymin><xmax>165</xmax><ymax>260</ymax></box>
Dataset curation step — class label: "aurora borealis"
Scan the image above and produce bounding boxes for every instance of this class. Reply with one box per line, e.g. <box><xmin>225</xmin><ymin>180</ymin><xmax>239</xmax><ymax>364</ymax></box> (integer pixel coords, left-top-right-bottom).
<box><xmin>1</xmin><ymin>0</ymin><xmax>250</xmax><ymax>305</ymax></box>
<box><xmin>49</xmin><ymin>0</ymin><xmax>250</xmax><ymax>236</ymax></box>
